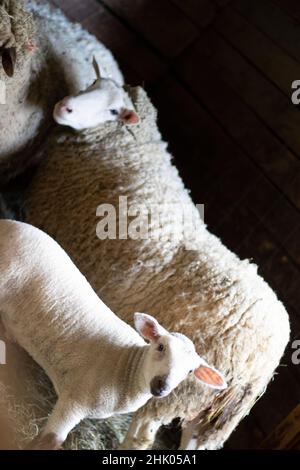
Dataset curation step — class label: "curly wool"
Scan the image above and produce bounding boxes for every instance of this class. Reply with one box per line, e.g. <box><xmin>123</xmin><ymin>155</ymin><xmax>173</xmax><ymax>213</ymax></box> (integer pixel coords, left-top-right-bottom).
<box><xmin>24</xmin><ymin>86</ymin><xmax>290</xmax><ymax>450</ymax></box>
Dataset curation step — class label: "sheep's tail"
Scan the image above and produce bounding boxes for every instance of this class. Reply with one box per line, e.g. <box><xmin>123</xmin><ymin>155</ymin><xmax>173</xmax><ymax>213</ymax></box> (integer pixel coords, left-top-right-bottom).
<box><xmin>180</xmin><ymin>381</ymin><xmax>266</xmax><ymax>449</ymax></box>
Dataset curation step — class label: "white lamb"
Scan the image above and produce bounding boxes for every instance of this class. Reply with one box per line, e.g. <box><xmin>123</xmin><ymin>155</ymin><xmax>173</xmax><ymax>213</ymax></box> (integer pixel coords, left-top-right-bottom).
<box><xmin>25</xmin><ymin>71</ymin><xmax>290</xmax><ymax>450</ymax></box>
<box><xmin>0</xmin><ymin>219</ymin><xmax>226</xmax><ymax>450</ymax></box>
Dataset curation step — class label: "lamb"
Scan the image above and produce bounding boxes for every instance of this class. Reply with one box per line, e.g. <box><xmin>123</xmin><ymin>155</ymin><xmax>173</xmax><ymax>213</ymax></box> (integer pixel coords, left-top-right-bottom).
<box><xmin>0</xmin><ymin>0</ymin><xmax>123</xmax><ymax>184</ymax></box>
<box><xmin>0</xmin><ymin>219</ymin><xmax>227</xmax><ymax>450</ymax></box>
<box><xmin>25</xmin><ymin>81</ymin><xmax>290</xmax><ymax>449</ymax></box>
<box><xmin>53</xmin><ymin>58</ymin><xmax>139</xmax><ymax>129</ymax></box>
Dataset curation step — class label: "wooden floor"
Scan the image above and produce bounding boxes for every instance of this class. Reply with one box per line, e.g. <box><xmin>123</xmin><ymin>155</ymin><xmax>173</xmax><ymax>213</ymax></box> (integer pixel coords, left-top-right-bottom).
<box><xmin>48</xmin><ymin>0</ymin><xmax>300</xmax><ymax>449</ymax></box>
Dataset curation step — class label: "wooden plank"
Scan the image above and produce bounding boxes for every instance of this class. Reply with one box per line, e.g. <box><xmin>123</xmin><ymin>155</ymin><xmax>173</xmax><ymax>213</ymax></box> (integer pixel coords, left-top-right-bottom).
<box><xmin>225</xmin><ymin>414</ymin><xmax>266</xmax><ymax>449</ymax></box>
<box><xmin>262</xmin><ymin>403</ymin><xmax>300</xmax><ymax>449</ymax></box>
<box><xmin>237</xmin><ymin>219</ymin><xmax>300</xmax><ymax>314</ymax></box>
<box><xmin>176</xmin><ymin>33</ymin><xmax>300</xmax><ymax>207</ymax></box>
<box><xmin>214</xmin><ymin>5</ymin><xmax>300</xmax><ymax>99</ymax></box>
<box><xmin>233</xmin><ymin>0</ymin><xmax>300</xmax><ymax>68</ymax></box>
<box><xmin>52</xmin><ymin>0</ymin><xmax>101</xmax><ymax>22</ymax></box>
<box><xmin>223</xmin><ymin>205</ymin><xmax>300</xmax><ymax>314</ymax></box>
<box><xmin>151</xmin><ymin>77</ymin><xmax>300</xmax><ymax>267</ymax></box>
<box><xmin>171</xmin><ymin>0</ymin><xmax>217</xmax><ymax>28</ymax></box>
<box><xmin>82</xmin><ymin>4</ymin><xmax>166</xmax><ymax>84</ymax></box>
<box><xmin>100</xmin><ymin>0</ymin><xmax>199</xmax><ymax>58</ymax></box>
<box><xmin>272</xmin><ymin>0</ymin><xmax>300</xmax><ymax>24</ymax></box>
<box><xmin>150</xmin><ymin>76</ymin><xmax>264</xmax><ymax>230</ymax></box>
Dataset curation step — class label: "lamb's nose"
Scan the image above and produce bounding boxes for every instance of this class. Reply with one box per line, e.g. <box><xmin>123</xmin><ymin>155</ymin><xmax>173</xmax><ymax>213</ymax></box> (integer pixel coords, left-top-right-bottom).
<box><xmin>150</xmin><ymin>375</ymin><xmax>168</xmax><ymax>397</ymax></box>
<box><xmin>59</xmin><ymin>104</ymin><xmax>73</xmax><ymax>114</ymax></box>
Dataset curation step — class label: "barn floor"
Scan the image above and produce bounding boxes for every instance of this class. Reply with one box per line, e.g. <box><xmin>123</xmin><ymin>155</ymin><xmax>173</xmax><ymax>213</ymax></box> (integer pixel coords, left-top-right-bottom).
<box><xmin>47</xmin><ymin>0</ymin><xmax>300</xmax><ymax>449</ymax></box>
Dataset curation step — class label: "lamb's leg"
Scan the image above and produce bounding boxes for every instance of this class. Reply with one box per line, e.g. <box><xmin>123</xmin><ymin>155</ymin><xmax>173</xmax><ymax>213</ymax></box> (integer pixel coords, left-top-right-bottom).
<box><xmin>120</xmin><ymin>408</ymin><xmax>162</xmax><ymax>450</ymax></box>
<box><xmin>26</xmin><ymin>397</ymin><xmax>86</xmax><ymax>450</ymax></box>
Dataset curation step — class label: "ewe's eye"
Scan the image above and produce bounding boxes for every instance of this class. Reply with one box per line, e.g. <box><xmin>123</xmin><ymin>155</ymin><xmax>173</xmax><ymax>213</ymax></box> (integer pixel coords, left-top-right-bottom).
<box><xmin>110</xmin><ymin>109</ymin><xmax>118</xmax><ymax>116</ymax></box>
<box><xmin>157</xmin><ymin>343</ymin><xmax>164</xmax><ymax>352</ymax></box>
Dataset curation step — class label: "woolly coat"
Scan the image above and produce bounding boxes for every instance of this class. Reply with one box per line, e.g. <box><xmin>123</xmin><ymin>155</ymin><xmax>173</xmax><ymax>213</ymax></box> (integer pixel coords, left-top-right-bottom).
<box><xmin>25</xmin><ymin>86</ymin><xmax>290</xmax><ymax>449</ymax></box>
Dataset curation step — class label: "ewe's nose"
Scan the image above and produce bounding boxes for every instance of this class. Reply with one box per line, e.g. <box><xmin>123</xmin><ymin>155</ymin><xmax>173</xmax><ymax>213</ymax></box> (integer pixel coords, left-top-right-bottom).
<box><xmin>150</xmin><ymin>375</ymin><xmax>168</xmax><ymax>397</ymax></box>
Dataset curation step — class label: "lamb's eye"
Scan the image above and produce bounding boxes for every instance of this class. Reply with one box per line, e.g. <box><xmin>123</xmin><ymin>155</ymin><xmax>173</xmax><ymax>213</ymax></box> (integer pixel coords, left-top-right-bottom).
<box><xmin>110</xmin><ymin>109</ymin><xmax>118</xmax><ymax>115</ymax></box>
<box><xmin>157</xmin><ymin>343</ymin><xmax>164</xmax><ymax>352</ymax></box>
<box><xmin>189</xmin><ymin>370</ymin><xmax>193</xmax><ymax>374</ymax></box>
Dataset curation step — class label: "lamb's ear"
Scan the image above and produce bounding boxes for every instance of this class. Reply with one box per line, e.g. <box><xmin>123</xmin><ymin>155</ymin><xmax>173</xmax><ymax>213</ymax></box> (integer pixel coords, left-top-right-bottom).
<box><xmin>92</xmin><ymin>56</ymin><xmax>101</xmax><ymax>80</ymax></box>
<box><xmin>194</xmin><ymin>360</ymin><xmax>227</xmax><ymax>390</ymax></box>
<box><xmin>119</xmin><ymin>109</ymin><xmax>139</xmax><ymax>125</ymax></box>
<box><xmin>134</xmin><ymin>313</ymin><xmax>167</xmax><ymax>342</ymax></box>
<box><xmin>2</xmin><ymin>47</ymin><xmax>16</xmax><ymax>77</ymax></box>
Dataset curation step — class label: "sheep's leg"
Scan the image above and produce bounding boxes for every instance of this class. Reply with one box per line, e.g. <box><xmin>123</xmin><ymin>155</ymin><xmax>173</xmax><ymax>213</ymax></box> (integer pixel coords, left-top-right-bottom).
<box><xmin>26</xmin><ymin>397</ymin><xmax>86</xmax><ymax>450</ymax></box>
<box><xmin>120</xmin><ymin>409</ymin><xmax>162</xmax><ymax>450</ymax></box>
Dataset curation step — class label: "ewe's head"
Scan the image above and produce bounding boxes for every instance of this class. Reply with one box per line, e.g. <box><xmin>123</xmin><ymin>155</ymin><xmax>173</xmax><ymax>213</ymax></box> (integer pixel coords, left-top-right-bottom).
<box><xmin>135</xmin><ymin>313</ymin><xmax>227</xmax><ymax>398</ymax></box>
<box><xmin>53</xmin><ymin>58</ymin><xmax>139</xmax><ymax>131</ymax></box>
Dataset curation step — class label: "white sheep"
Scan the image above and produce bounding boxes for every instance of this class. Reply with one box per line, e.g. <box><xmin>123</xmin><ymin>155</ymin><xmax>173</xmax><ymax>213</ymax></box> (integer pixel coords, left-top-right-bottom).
<box><xmin>25</xmin><ymin>77</ymin><xmax>290</xmax><ymax>450</ymax></box>
<box><xmin>0</xmin><ymin>219</ymin><xmax>226</xmax><ymax>450</ymax></box>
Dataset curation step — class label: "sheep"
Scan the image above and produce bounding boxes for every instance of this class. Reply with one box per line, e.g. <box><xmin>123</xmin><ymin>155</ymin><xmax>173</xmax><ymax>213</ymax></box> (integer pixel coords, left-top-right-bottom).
<box><xmin>0</xmin><ymin>219</ymin><xmax>227</xmax><ymax>450</ymax></box>
<box><xmin>24</xmin><ymin>82</ymin><xmax>290</xmax><ymax>450</ymax></box>
<box><xmin>0</xmin><ymin>0</ymin><xmax>123</xmax><ymax>185</ymax></box>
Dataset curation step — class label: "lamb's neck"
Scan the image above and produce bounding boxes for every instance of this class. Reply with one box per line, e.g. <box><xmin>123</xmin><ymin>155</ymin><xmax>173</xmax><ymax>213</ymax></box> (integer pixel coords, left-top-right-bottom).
<box><xmin>115</xmin><ymin>344</ymin><xmax>151</xmax><ymax>414</ymax></box>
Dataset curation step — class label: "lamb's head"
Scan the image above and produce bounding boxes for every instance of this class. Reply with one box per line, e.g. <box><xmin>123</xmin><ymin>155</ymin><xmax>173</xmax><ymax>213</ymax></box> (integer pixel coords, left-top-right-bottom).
<box><xmin>53</xmin><ymin>58</ymin><xmax>139</xmax><ymax>130</ymax></box>
<box><xmin>135</xmin><ymin>313</ymin><xmax>227</xmax><ymax>398</ymax></box>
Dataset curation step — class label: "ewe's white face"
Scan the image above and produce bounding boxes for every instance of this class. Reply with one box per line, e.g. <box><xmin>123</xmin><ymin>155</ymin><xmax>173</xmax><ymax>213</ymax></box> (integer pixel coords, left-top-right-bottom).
<box><xmin>53</xmin><ymin>72</ymin><xmax>139</xmax><ymax>131</ymax></box>
<box><xmin>135</xmin><ymin>313</ymin><xmax>227</xmax><ymax>398</ymax></box>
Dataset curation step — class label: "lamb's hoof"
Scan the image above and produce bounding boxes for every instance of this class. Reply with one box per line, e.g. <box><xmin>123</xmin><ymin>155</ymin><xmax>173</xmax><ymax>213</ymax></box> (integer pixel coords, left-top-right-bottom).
<box><xmin>25</xmin><ymin>432</ymin><xmax>63</xmax><ymax>450</ymax></box>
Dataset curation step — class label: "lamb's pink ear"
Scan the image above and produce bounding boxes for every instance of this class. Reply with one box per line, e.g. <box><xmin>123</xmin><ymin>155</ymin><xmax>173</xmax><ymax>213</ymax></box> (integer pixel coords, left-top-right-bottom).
<box><xmin>194</xmin><ymin>361</ymin><xmax>227</xmax><ymax>390</ymax></box>
<box><xmin>134</xmin><ymin>313</ymin><xmax>166</xmax><ymax>342</ymax></box>
<box><xmin>119</xmin><ymin>109</ymin><xmax>139</xmax><ymax>125</ymax></box>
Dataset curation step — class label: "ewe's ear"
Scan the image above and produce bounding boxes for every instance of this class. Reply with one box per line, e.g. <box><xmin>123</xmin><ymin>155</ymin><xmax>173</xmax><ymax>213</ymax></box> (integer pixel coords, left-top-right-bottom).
<box><xmin>194</xmin><ymin>360</ymin><xmax>227</xmax><ymax>390</ymax></box>
<box><xmin>2</xmin><ymin>47</ymin><xmax>16</xmax><ymax>77</ymax></box>
<box><xmin>119</xmin><ymin>109</ymin><xmax>139</xmax><ymax>125</ymax></box>
<box><xmin>134</xmin><ymin>313</ymin><xmax>166</xmax><ymax>342</ymax></box>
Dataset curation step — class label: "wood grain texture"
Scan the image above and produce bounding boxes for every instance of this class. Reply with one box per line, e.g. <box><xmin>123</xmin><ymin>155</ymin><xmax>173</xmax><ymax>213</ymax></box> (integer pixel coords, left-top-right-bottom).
<box><xmin>83</xmin><ymin>4</ymin><xmax>166</xmax><ymax>84</ymax></box>
<box><xmin>262</xmin><ymin>403</ymin><xmax>300</xmax><ymax>449</ymax></box>
<box><xmin>100</xmin><ymin>0</ymin><xmax>199</xmax><ymax>58</ymax></box>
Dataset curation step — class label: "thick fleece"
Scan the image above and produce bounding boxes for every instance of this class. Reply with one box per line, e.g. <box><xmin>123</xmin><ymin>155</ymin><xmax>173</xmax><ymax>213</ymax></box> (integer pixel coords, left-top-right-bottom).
<box><xmin>25</xmin><ymin>86</ymin><xmax>290</xmax><ymax>449</ymax></box>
